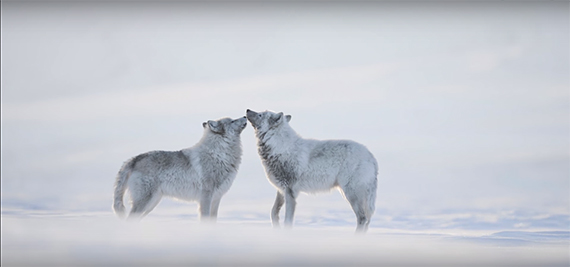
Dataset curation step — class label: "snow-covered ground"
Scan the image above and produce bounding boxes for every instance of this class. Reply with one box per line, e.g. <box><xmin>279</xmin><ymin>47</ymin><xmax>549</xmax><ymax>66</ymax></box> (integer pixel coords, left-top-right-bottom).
<box><xmin>3</xmin><ymin>207</ymin><xmax>568</xmax><ymax>266</ymax></box>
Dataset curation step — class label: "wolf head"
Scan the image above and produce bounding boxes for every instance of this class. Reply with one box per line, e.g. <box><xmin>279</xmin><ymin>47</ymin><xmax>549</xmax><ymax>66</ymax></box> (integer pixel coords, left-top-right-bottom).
<box><xmin>246</xmin><ymin>109</ymin><xmax>292</xmax><ymax>133</ymax></box>
<box><xmin>202</xmin><ymin>116</ymin><xmax>247</xmax><ymax>136</ymax></box>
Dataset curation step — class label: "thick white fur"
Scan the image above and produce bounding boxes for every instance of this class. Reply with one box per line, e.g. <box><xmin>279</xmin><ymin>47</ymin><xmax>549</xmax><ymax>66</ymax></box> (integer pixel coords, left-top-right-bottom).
<box><xmin>246</xmin><ymin>109</ymin><xmax>378</xmax><ymax>232</ymax></box>
<box><xmin>113</xmin><ymin>117</ymin><xmax>247</xmax><ymax>221</ymax></box>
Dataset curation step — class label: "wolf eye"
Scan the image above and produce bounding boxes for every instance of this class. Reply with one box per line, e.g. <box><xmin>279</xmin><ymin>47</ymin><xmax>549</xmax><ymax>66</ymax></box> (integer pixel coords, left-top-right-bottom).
<box><xmin>258</xmin><ymin>114</ymin><xmax>262</xmax><ymax>118</ymax></box>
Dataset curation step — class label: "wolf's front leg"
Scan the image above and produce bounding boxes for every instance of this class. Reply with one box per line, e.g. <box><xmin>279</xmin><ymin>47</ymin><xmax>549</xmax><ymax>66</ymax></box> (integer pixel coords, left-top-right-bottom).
<box><xmin>199</xmin><ymin>190</ymin><xmax>213</xmax><ymax>222</ymax></box>
<box><xmin>209</xmin><ymin>196</ymin><xmax>222</xmax><ymax>222</ymax></box>
<box><xmin>271</xmin><ymin>191</ymin><xmax>284</xmax><ymax>228</ymax></box>
<box><xmin>283</xmin><ymin>188</ymin><xmax>297</xmax><ymax>229</ymax></box>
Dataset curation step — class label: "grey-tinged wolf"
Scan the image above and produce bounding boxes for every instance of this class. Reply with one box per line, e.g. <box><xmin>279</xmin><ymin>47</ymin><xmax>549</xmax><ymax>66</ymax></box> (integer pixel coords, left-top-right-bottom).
<box><xmin>246</xmin><ymin>109</ymin><xmax>378</xmax><ymax>232</ymax></box>
<box><xmin>113</xmin><ymin>116</ymin><xmax>247</xmax><ymax>221</ymax></box>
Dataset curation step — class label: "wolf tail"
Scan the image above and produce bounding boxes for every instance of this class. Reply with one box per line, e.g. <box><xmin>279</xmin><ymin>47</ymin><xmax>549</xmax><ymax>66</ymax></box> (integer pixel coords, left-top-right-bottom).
<box><xmin>113</xmin><ymin>159</ymin><xmax>135</xmax><ymax>219</ymax></box>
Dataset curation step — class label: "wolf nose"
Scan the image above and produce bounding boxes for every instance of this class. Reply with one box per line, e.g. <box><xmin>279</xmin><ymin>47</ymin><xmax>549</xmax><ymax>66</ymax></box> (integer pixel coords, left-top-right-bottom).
<box><xmin>246</xmin><ymin>109</ymin><xmax>251</xmax><ymax>112</ymax></box>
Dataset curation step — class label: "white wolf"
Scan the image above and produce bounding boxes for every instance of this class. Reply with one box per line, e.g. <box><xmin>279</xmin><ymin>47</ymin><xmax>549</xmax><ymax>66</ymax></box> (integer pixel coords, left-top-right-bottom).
<box><xmin>113</xmin><ymin>116</ymin><xmax>247</xmax><ymax>221</ymax></box>
<box><xmin>246</xmin><ymin>109</ymin><xmax>378</xmax><ymax>232</ymax></box>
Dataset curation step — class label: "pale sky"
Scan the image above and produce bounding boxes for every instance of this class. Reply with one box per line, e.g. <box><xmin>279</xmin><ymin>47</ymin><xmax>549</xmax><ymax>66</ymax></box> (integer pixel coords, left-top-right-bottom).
<box><xmin>2</xmin><ymin>1</ymin><xmax>569</xmax><ymax>232</ymax></box>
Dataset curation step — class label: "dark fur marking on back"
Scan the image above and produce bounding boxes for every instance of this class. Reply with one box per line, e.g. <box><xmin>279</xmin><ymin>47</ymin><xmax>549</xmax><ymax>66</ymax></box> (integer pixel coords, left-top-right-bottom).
<box><xmin>132</xmin><ymin>151</ymin><xmax>191</xmax><ymax>170</ymax></box>
<box><xmin>131</xmin><ymin>153</ymin><xmax>149</xmax><ymax>169</ymax></box>
<box><xmin>310</xmin><ymin>149</ymin><xmax>325</xmax><ymax>159</ymax></box>
<box><xmin>174</xmin><ymin>150</ymin><xmax>191</xmax><ymax>167</ymax></box>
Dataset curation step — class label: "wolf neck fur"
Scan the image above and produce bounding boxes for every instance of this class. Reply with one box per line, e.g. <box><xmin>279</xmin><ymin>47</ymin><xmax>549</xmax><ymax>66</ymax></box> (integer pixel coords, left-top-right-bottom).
<box><xmin>194</xmin><ymin>131</ymin><xmax>242</xmax><ymax>165</ymax></box>
<box><xmin>256</xmin><ymin>124</ymin><xmax>299</xmax><ymax>159</ymax></box>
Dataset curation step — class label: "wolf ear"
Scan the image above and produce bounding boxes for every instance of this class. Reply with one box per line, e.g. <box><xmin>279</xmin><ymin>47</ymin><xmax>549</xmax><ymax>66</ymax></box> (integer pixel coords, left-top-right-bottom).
<box><xmin>269</xmin><ymin>112</ymin><xmax>283</xmax><ymax>125</ymax></box>
<box><xmin>208</xmin><ymin>120</ymin><xmax>223</xmax><ymax>133</ymax></box>
<box><xmin>275</xmin><ymin>112</ymin><xmax>284</xmax><ymax>122</ymax></box>
<box><xmin>285</xmin><ymin>115</ymin><xmax>292</xmax><ymax>122</ymax></box>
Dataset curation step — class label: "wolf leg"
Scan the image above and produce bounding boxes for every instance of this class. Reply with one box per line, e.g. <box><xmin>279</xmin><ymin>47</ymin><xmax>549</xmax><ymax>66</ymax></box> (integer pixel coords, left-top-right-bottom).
<box><xmin>128</xmin><ymin>189</ymin><xmax>161</xmax><ymax>221</ymax></box>
<box><xmin>342</xmin><ymin>188</ymin><xmax>370</xmax><ymax>233</ymax></box>
<box><xmin>141</xmin><ymin>192</ymin><xmax>162</xmax><ymax>217</ymax></box>
<box><xmin>209</xmin><ymin>195</ymin><xmax>222</xmax><ymax>222</ymax></box>
<box><xmin>271</xmin><ymin>191</ymin><xmax>284</xmax><ymax>228</ymax></box>
<box><xmin>199</xmin><ymin>190</ymin><xmax>214</xmax><ymax>222</ymax></box>
<box><xmin>283</xmin><ymin>188</ymin><xmax>297</xmax><ymax>229</ymax></box>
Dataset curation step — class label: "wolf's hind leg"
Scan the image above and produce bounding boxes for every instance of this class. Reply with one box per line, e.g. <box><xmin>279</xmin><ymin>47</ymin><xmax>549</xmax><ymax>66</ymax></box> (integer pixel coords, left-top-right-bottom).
<box><xmin>140</xmin><ymin>192</ymin><xmax>162</xmax><ymax>217</ymax></box>
<box><xmin>342</xmin><ymin>189</ymin><xmax>370</xmax><ymax>233</ymax></box>
<box><xmin>128</xmin><ymin>190</ymin><xmax>161</xmax><ymax>220</ymax></box>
